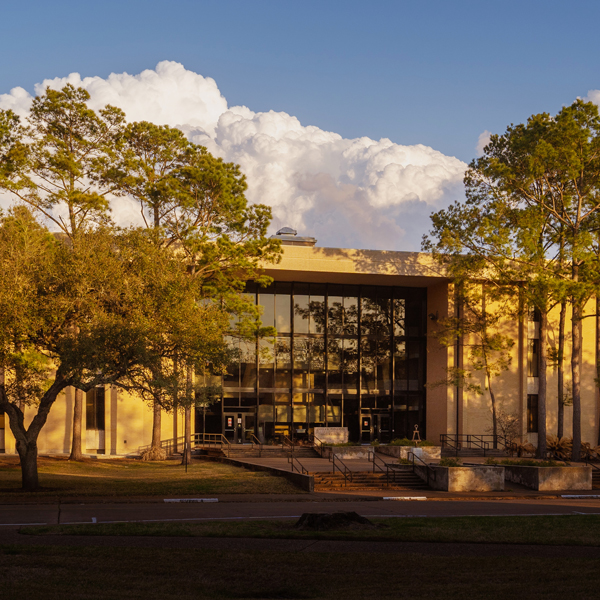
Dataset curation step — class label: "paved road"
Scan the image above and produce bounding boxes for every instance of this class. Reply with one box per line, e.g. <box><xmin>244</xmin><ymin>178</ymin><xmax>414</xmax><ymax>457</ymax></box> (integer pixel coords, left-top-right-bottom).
<box><xmin>2</xmin><ymin>496</ymin><xmax>600</xmax><ymax>528</ymax></box>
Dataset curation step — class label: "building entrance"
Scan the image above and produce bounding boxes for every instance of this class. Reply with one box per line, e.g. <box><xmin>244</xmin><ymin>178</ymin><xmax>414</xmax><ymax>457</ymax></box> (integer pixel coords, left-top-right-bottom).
<box><xmin>360</xmin><ymin>412</ymin><xmax>391</xmax><ymax>444</ymax></box>
<box><xmin>223</xmin><ymin>412</ymin><xmax>256</xmax><ymax>444</ymax></box>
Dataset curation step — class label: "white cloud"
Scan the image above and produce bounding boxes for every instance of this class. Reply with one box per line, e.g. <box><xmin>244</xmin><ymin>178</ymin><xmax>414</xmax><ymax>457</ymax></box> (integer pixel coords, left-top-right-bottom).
<box><xmin>0</xmin><ymin>61</ymin><xmax>467</xmax><ymax>251</ymax></box>
<box><xmin>476</xmin><ymin>130</ymin><xmax>492</xmax><ymax>155</ymax></box>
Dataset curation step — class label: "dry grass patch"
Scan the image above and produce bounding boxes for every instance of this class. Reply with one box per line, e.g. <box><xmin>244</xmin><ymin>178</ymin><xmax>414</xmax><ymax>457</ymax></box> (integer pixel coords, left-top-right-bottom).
<box><xmin>0</xmin><ymin>456</ymin><xmax>303</xmax><ymax>497</ymax></box>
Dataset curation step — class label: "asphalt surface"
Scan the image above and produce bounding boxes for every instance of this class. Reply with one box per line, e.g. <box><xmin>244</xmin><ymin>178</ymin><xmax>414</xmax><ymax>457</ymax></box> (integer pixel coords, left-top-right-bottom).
<box><xmin>2</xmin><ymin>495</ymin><xmax>600</xmax><ymax>528</ymax></box>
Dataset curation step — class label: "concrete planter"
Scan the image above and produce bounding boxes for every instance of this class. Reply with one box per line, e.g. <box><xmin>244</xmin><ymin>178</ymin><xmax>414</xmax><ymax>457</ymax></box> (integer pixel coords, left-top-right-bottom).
<box><xmin>376</xmin><ymin>446</ymin><xmax>442</xmax><ymax>460</ymax></box>
<box><xmin>415</xmin><ymin>465</ymin><xmax>504</xmax><ymax>492</ymax></box>
<box><xmin>503</xmin><ymin>465</ymin><xmax>592</xmax><ymax>491</ymax></box>
<box><xmin>314</xmin><ymin>427</ymin><xmax>348</xmax><ymax>444</ymax></box>
<box><xmin>327</xmin><ymin>446</ymin><xmax>374</xmax><ymax>460</ymax></box>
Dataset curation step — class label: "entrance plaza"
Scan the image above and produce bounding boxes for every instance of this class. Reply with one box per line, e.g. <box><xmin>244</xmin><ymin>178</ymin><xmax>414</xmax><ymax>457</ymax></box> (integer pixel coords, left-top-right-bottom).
<box><xmin>2</xmin><ymin>228</ymin><xmax>600</xmax><ymax>457</ymax></box>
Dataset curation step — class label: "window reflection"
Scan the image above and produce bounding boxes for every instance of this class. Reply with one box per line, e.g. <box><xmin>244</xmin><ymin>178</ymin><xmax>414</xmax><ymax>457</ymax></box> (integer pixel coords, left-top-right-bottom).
<box><xmin>222</xmin><ymin>283</ymin><xmax>427</xmax><ymax>440</ymax></box>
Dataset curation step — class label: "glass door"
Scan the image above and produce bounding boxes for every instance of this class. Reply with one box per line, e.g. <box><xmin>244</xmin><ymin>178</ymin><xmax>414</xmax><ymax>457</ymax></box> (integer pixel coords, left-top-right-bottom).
<box><xmin>361</xmin><ymin>414</ymin><xmax>371</xmax><ymax>444</ymax></box>
<box><xmin>243</xmin><ymin>414</ymin><xmax>255</xmax><ymax>443</ymax></box>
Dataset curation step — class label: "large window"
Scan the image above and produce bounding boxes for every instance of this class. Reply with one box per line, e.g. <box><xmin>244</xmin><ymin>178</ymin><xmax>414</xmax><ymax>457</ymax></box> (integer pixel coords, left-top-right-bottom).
<box><xmin>221</xmin><ymin>282</ymin><xmax>427</xmax><ymax>440</ymax></box>
<box><xmin>527</xmin><ymin>394</ymin><xmax>539</xmax><ymax>433</ymax></box>
<box><xmin>86</xmin><ymin>387</ymin><xmax>105</xmax><ymax>431</ymax></box>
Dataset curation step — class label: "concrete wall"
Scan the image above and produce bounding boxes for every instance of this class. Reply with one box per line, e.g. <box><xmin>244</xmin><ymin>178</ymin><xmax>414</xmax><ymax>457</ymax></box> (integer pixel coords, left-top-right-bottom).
<box><xmin>314</xmin><ymin>427</ymin><xmax>348</xmax><ymax>444</ymax></box>
<box><xmin>376</xmin><ymin>446</ymin><xmax>441</xmax><ymax>460</ymax></box>
<box><xmin>426</xmin><ymin>281</ymin><xmax>450</xmax><ymax>444</ymax></box>
<box><xmin>329</xmin><ymin>446</ymin><xmax>374</xmax><ymax>460</ymax></box>
<box><xmin>3</xmin><ymin>386</ymin><xmax>185</xmax><ymax>457</ymax></box>
<box><xmin>416</xmin><ymin>465</ymin><xmax>504</xmax><ymax>492</ymax></box>
<box><xmin>504</xmin><ymin>466</ymin><xmax>592</xmax><ymax>491</ymax></box>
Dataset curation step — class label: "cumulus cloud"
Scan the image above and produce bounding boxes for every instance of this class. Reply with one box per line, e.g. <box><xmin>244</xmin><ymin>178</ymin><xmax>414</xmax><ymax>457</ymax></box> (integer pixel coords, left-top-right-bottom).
<box><xmin>476</xmin><ymin>130</ymin><xmax>492</xmax><ymax>155</ymax></box>
<box><xmin>0</xmin><ymin>61</ymin><xmax>467</xmax><ymax>250</ymax></box>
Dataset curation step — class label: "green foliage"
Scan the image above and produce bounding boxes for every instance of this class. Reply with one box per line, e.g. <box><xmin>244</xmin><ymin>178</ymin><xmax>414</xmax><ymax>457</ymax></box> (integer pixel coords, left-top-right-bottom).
<box><xmin>439</xmin><ymin>458</ymin><xmax>461</xmax><ymax>467</ymax></box>
<box><xmin>388</xmin><ymin>438</ymin><xmax>415</xmax><ymax>446</ymax></box>
<box><xmin>501</xmin><ymin>459</ymin><xmax>560</xmax><ymax>467</ymax></box>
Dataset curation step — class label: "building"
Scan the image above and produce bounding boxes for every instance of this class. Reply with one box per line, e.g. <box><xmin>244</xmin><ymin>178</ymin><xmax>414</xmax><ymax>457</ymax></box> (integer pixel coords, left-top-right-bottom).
<box><xmin>1</xmin><ymin>229</ymin><xmax>598</xmax><ymax>454</ymax></box>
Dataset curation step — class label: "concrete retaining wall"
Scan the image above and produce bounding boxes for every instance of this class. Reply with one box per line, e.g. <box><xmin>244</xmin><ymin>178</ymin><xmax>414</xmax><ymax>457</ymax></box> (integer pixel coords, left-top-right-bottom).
<box><xmin>324</xmin><ymin>446</ymin><xmax>374</xmax><ymax>460</ymax></box>
<box><xmin>202</xmin><ymin>456</ymin><xmax>314</xmax><ymax>492</ymax></box>
<box><xmin>376</xmin><ymin>446</ymin><xmax>442</xmax><ymax>460</ymax></box>
<box><xmin>503</xmin><ymin>466</ymin><xmax>592</xmax><ymax>491</ymax></box>
<box><xmin>416</xmin><ymin>465</ymin><xmax>504</xmax><ymax>492</ymax></box>
<box><xmin>314</xmin><ymin>427</ymin><xmax>348</xmax><ymax>444</ymax></box>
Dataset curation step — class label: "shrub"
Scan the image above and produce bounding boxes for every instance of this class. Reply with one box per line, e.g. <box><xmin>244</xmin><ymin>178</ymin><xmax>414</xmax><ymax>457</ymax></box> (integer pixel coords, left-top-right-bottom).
<box><xmin>439</xmin><ymin>458</ymin><xmax>461</xmax><ymax>467</ymax></box>
<box><xmin>500</xmin><ymin>459</ymin><xmax>561</xmax><ymax>467</ymax></box>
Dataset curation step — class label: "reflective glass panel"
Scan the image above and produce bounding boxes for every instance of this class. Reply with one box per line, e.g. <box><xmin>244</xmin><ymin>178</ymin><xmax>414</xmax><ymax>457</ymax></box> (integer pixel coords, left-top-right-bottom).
<box><xmin>258</xmin><ymin>294</ymin><xmax>275</xmax><ymax>329</ymax></box>
<box><xmin>240</xmin><ymin>340</ymin><xmax>257</xmax><ymax>388</ymax></box>
<box><xmin>275</xmin><ymin>293</ymin><xmax>291</xmax><ymax>333</ymax></box>
<box><xmin>258</xmin><ymin>338</ymin><xmax>274</xmax><ymax>388</ymax></box>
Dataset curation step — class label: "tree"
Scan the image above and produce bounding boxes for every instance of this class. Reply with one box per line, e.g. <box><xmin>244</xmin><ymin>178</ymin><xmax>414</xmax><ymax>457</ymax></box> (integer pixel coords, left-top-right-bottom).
<box><xmin>424</xmin><ymin>101</ymin><xmax>600</xmax><ymax>459</ymax></box>
<box><xmin>108</xmin><ymin>138</ymin><xmax>281</xmax><ymax>460</ymax></box>
<box><xmin>463</xmin><ymin>101</ymin><xmax>600</xmax><ymax>460</ymax></box>
<box><xmin>101</xmin><ymin>121</ymin><xmax>190</xmax><ymax>454</ymax></box>
<box><xmin>0</xmin><ymin>85</ymin><xmax>125</xmax><ymax>460</ymax></box>
<box><xmin>431</xmin><ymin>283</ymin><xmax>515</xmax><ymax>443</ymax></box>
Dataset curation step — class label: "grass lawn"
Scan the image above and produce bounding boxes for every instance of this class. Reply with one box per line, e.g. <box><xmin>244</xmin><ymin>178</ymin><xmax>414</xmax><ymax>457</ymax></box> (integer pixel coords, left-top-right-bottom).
<box><xmin>21</xmin><ymin>514</ymin><xmax>600</xmax><ymax>546</ymax></box>
<box><xmin>0</xmin><ymin>456</ymin><xmax>303</xmax><ymax>497</ymax></box>
<box><xmin>2</xmin><ymin>544</ymin><xmax>600</xmax><ymax>600</ymax></box>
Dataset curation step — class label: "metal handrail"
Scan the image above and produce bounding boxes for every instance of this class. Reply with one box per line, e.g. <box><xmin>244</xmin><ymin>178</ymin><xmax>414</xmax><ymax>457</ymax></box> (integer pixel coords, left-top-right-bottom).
<box><xmin>408</xmin><ymin>451</ymin><xmax>436</xmax><ymax>486</ymax></box>
<box><xmin>332</xmin><ymin>453</ymin><xmax>353</xmax><ymax>486</ymax></box>
<box><xmin>282</xmin><ymin>436</ymin><xmax>294</xmax><ymax>449</ymax></box>
<box><xmin>288</xmin><ymin>454</ymin><xmax>309</xmax><ymax>475</ymax></box>
<box><xmin>139</xmin><ymin>432</ymin><xmax>231</xmax><ymax>458</ymax></box>
<box><xmin>370</xmin><ymin>451</ymin><xmax>390</xmax><ymax>487</ymax></box>
<box><xmin>440</xmin><ymin>434</ymin><xmax>510</xmax><ymax>455</ymax></box>
<box><xmin>251</xmin><ymin>434</ymin><xmax>262</xmax><ymax>457</ymax></box>
<box><xmin>310</xmin><ymin>434</ymin><xmax>331</xmax><ymax>459</ymax></box>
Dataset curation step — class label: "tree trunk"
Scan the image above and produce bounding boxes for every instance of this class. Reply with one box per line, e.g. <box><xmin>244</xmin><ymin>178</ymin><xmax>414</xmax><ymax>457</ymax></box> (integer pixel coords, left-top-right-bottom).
<box><xmin>558</xmin><ymin>300</ymin><xmax>566</xmax><ymax>439</ymax></box>
<box><xmin>487</xmin><ymin>369</ymin><xmax>498</xmax><ymax>448</ymax></box>
<box><xmin>151</xmin><ymin>400</ymin><xmax>162</xmax><ymax>450</ymax></box>
<box><xmin>183</xmin><ymin>405</ymin><xmax>192</xmax><ymax>465</ymax></box>
<box><xmin>16</xmin><ymin>438</ymin><xmax>39</xmax><ymax>491</ymax></box>
<box><xmin>572</xmin><ymin>297</ymin><xmax>583</xmax><ymax>461</ymax></box>
<box><xmin>1</xmin><ymin>375</ymin><xmax>69</xmax><ymax>491</ymax></box>
<box><xmin>597</xmin><ymin>295</ymin><xmax>600</xmax><ymax>446</ymax></box>
<box><xmin>69</xmin><ymin>388</ymin><xmax>83</xmax><ymax>460</ymax></box>
<box><xmin>182</xmin><ymin>365</ymin><xmax>193</xmax><ymax>465</ymax></box>
<box><xmin>537</xmin><ymin>312</ymin><xmax>548</xmax><ymax>458</ymax></box>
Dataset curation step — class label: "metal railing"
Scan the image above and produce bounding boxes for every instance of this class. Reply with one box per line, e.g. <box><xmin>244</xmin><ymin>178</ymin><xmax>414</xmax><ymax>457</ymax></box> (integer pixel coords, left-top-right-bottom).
<box><xmin>407</xmin><ymin>451</ymin><xmax>436</xmax><ymax>486</ymax></box>
<box><xmin>288</xmin><ymin>450</ymin><xmax>309</xmax><ymax>475</ymax></box>
<box><xmin>251</xmin><ymin>434</ymin><xmax>263</xmax><ymax>457</ymax></box>
<box><xmin>370</xmin><ymin>451</ymin><xmax>392</xmax><ymax>487</ymax></box>
<box><xmin>196</xmin><ymin>433</ymin><xmax>231</xmax><ymax>457</ymax></box>
<box><xmin>309</xmin><ymin>434</ymin><xmax>332</xmax><ymax>459</ymax></box>
<box><xmin>332</xmin><ymin>453</ymin><xmax>353</xmax><ymax>486</ymax></box>
<box><xmin>440</xmin><ymin>434</ymin><xmax>510</xmax><ymax>456</ymax></box>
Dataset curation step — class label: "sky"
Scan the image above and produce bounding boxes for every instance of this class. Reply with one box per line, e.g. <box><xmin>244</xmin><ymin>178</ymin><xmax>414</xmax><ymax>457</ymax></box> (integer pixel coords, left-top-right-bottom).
<box><xmin>2</xmin><ymin>0</ymin><xmax>600</xmax><ymax>250</ymax></box>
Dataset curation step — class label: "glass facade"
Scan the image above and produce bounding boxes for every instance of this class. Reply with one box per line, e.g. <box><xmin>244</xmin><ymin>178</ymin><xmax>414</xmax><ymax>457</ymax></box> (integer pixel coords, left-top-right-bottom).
<box><xmin>199</xmin><ymin>281</ymin><xmax>427</xmax><ymax>444</ymax></box>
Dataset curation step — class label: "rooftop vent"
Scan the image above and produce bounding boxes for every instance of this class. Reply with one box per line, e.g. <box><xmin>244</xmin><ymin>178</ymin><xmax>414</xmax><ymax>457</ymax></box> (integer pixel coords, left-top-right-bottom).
<box><xmin>276</xmin><ymin>226</ymin><xmax>297</xmax><ymax>236</ymax></box>
<box><xmin>270</xmin><ymin>226</ymin><xmax>317</xmax><ymax>247</ymax></box>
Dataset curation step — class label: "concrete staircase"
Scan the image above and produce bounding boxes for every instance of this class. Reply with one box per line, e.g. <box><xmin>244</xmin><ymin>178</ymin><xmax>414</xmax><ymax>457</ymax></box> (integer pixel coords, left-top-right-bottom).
<box><xmin>312</xmin><ymin>467</ymin><xmax>428</xmax><ymax>491</ymax></box>
<box><xmin>592</xmin><ymin>467</ymin><xmax>600</xmax><ymax>489</ymax></box>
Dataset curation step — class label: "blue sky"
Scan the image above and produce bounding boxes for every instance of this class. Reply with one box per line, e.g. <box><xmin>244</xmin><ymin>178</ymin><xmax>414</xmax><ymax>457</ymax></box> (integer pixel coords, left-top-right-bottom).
<box><xmin>2</xmin><ymin>1</ymin><xmax>600</xmax><ymax>249</ymax></box>
<box><xmin>4</xmin><ymin>0</ymin><xmax>600</xmax><ymax>162</ymax></box>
